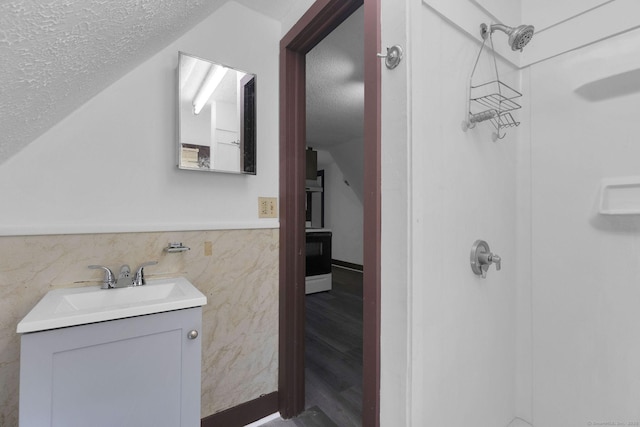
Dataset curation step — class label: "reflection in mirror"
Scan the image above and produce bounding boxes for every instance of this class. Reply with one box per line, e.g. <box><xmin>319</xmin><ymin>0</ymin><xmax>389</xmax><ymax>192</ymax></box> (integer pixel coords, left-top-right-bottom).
<box><xmin>178</xmin><ymin>52</ymin><xmax>256</xmax><ymax>174</ymax></box>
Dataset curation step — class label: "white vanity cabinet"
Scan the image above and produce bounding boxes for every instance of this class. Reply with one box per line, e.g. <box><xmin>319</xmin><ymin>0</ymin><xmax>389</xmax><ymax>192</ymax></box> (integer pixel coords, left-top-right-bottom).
<box><xmin>19</xmin><ymin>307</ymin><xmax>202</xmax><ymax>427</ymax></box>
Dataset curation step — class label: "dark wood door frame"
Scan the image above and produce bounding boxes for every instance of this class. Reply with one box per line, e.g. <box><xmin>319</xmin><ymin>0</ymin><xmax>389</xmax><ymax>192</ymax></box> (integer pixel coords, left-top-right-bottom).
<box><xmin>278</xmin><ymin>0</ymin><xmax>381</xmax><ymax>426</ymax></box>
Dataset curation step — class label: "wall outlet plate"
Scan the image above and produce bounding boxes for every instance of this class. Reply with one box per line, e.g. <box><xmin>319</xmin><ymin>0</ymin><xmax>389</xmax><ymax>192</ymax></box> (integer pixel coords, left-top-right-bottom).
<box><xmin>258</xmin><ymin>197</ymin><xmax>278</xmax><ymax>218</ymax></box>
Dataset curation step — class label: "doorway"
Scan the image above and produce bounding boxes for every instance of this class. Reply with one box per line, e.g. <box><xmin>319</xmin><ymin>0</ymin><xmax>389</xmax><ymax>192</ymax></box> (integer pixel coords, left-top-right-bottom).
<box><xmin>278</xmin><ymin>0</ymin><xmax>380</xmax><ymax>426</ymax></box>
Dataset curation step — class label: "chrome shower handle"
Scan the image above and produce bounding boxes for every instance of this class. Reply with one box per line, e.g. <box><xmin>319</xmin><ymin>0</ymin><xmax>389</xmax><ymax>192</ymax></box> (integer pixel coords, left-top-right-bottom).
<box><xmin>478</xmin><ymin>252</ymin><xmax>501</xmax><ymax>270</ymax></box>
<box><xmin>480</xmin><ymin>253</ymin><xmax>501</xmax><ymax>278</ymax></box>
<box><xmin>470</xmin><ymin>240</ymin><xmax>502</xmax><ymax>278</ymax></box>
<box><xmin>490</xmin><ymin>254</ymin><xmax>501</xmax><ymax>271</ymax></box>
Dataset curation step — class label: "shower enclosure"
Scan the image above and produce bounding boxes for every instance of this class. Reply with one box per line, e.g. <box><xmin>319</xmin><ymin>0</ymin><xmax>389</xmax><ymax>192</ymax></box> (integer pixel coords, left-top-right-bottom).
<box><xmin>381</xmin><ymin>1</ymin><xmax>640</xmax><ymax>426</ymax></box>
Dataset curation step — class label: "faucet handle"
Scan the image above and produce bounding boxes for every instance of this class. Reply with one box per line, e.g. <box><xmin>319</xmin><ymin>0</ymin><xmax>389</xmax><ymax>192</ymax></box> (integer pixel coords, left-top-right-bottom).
<box><xmin>490</xmin><ymin>253</ymin><xmax>501</xmax><ymax>271</ymax></box>
<box><xmin>133</xmin><ymin>261</ymin><xmax>158</xmax><ymax>286</ymax></box>
<box><xmin>88</xmin><ymin>265</ymin><xmax>115</xmax><ymax>289</ymax></box>
<box><xmin>470</xmin><ymin>240</ymin><xmax>502</xmax><ymax>279</ymax></box>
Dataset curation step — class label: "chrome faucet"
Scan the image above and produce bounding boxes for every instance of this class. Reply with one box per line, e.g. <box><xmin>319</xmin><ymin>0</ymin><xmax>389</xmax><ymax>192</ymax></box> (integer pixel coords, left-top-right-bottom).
<box><xmin>133</xmin><ymin>261</ymin><xmax>158</xmax><ymax>286</ymax></box>
<box><xmin>89</xmin><ymin>261</ymin><xmax>157</xmax><ymax>289</ymax></box>
<box><xmin>116</xmin><ymin>264</ymin><xmax>132</xmax><ymax>287</ymax></box>
<box><xmin>88</xmin><ymin>265</ymin><xmax>116</xmax><ymax>289</ymax></box>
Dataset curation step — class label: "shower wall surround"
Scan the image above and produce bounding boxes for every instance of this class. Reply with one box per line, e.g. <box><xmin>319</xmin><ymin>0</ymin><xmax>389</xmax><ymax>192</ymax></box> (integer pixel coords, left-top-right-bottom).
<box><xmin>0</xmin><ymin>229</ymin><xmax>278</xmax><ymax>425</ymax></box>
<box><xmin>527</xmin><ymin>28</ymin><xmax>640</xmax><ymax>426</ymax></box>
<box><xmin>401</xmin><ymin>4</ymin><xmax>520</xmax><ymax>426</ymax></box>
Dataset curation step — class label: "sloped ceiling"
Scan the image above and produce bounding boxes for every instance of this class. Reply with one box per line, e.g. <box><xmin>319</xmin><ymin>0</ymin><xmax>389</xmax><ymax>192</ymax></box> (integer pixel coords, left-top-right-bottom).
<box><xmin>0</xmin><ymin>0</ymin><xmax>297</xmax><ymax>165</ymax></box>
<box><xmin>306</xmin><ymin>6</ymin><xmax>364</xmax><ymax>149</ymax></box>
<box><xmin>306</xmin><ymin>7</ymin><xmax>364</xmax><ymax>202</ymax></box>
<box><xmin>0</xmin><ymin>0</ymin><xmax>360</xmax><ymax>167</ymax></box>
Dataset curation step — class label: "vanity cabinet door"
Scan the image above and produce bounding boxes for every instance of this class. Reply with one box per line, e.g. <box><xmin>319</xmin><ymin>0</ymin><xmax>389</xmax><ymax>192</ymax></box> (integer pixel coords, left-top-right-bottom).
<box><xmin>19</xmin><ymin>307</ymin><xmax>202</xmax><ymax>427</ymax></box>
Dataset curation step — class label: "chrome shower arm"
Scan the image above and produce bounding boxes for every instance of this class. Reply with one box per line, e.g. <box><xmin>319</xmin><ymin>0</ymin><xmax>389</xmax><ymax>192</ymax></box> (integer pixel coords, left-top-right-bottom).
<box><xmin>483</xmin><ymin>23</ymin><xmax>510</xmax><ymax>38</ymax></box>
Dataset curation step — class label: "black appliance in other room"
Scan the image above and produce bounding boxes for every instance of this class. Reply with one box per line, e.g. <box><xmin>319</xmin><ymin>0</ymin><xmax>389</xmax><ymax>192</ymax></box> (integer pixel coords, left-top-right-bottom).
<box><xmin>305</xmin><ymin>229</ymin><xmax>332</xmax><ymax>294</ymax></box>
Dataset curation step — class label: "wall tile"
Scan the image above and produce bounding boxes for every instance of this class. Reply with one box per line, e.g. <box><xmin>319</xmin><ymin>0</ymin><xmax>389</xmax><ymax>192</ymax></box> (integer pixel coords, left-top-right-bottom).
<box><xmin>0</xmin><ymin>228</ymin><xmax>279</xmax><ymax>425</ymax></box>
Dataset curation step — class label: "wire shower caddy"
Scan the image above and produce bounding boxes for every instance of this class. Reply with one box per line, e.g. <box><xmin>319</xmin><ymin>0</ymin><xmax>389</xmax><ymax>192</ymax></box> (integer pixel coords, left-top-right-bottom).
<box><xmin>462</xmin><ymin>25</ymin><xmax>522</xmax><ymax>141</ymax></box>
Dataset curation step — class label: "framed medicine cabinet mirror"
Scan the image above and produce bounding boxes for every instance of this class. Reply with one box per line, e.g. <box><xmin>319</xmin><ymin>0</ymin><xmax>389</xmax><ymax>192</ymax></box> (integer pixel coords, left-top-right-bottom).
<box><xmin>177</xmin><ymin>52</ymin><xmax>256</xmax><ymax>174</ymax></box>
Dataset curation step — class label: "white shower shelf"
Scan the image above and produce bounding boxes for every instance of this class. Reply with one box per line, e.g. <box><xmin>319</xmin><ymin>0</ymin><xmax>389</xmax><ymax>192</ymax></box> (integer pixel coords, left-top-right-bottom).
<box><xmin>598</xmin><ymin>177</ymin><xmax>640</xmax><ymax>215</ymax></box>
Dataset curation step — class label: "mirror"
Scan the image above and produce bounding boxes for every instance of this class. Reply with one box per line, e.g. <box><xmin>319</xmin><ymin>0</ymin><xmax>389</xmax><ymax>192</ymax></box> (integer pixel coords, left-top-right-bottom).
<box><xmin>177</xmin><ymin>52</ymin><xmax>256</xmax><ymax>174</ymax></box>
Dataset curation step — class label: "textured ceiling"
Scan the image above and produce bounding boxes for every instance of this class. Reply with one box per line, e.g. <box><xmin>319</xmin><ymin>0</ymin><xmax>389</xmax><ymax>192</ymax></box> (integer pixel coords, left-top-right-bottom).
<box><xmin>0</xmin><ymin>0</ymin><xmax>234</xmax><ymax>163</ymax></box>
<box><xmin>0</xmin><ymin>0</ymin><xmax>359</xmax><ymax>164</ymax></box>
<box><xmin>306</xmin><ymin>7</ymin><xmax>364</xmax><ymax>149</ymax></box>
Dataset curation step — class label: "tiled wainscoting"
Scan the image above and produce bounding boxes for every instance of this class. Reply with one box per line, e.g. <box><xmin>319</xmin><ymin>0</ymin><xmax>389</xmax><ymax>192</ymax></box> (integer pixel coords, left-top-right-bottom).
<box><xmin>0</xmin><ymin>228</ymin><xmax>279</xmax><ymax>426</ymax></box>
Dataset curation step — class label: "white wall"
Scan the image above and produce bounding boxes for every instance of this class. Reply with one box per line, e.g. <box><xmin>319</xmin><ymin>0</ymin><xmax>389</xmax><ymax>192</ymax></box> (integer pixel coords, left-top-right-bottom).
<box><xmin>380</xmin><ymin>0</ymin><xmax>411</xmax><ymax>424</ymax></box>
<box><xmin>424</xmin><ymin>0</ymin><xmax>640</xmax><ymax>70</ymax></box>
<box><xmin>381</xmin><ymin>0</ymin><xmax>520</xmax><ymax>424</ymax></box>
<box><xmin>0</xmin><ymin>1</ymin><xmax>280</xmax><ymax>236</ymax></box>
<box><xmin>389</xmin><ymin>1</ymin><xmax>520</xmax><ymax>425</ymax></box>
<box><xmin>421</xmin><ymin>0</ymin><xmax>523</xmax><ymax>67</ymax></box>
<box><xmin>280</xmin><ymin>0</ymin><xmax>316</xmax><ymax>37</ymax></box>
<box><xmin>526</xmin><ymin>27</ymin><xmax>640</xmax><ymax>427</ymax></box>
<box><xmin>521</xmin><ymin>0</ymin><xmax>640</xmax><ymax>67</ymax></box>
<box><xmin>328</xmin><ymin>138</ymin><xmax>364</xmax><ymax>203</ymax></box>
<box><xmin>317</xmin><ymin>150</ymin><xmax>363</xmax><ymax>266</ymax></box>
<box><xmin>521</xmin><ymin>0</ymin><xmax>609</xmax><ymax>31</ymax></box>
<box><xmin>514</xmin><ymin>65</ymin><xmax>533</xmax><ymax>424</ymax></box>
<box><xmin>181</xmin><ymin>100</ymin><xmax>211</xmax><ymax>146</ymax></box>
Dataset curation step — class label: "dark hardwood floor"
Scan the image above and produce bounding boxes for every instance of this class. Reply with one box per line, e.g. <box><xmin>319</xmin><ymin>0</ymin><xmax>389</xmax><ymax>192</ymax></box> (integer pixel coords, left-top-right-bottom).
<box><xmin>261</xmin><ymin>266</ymin><xmax>363</xmax><ymax>427</ymax></box>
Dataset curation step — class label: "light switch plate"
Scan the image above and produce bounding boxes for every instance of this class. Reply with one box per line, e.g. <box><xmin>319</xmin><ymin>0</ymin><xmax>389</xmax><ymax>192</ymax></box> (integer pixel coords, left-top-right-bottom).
<box><xmin>258</xmin><ymin>197</ymin><xmax>278</xmax><ymax>218</ymax></box>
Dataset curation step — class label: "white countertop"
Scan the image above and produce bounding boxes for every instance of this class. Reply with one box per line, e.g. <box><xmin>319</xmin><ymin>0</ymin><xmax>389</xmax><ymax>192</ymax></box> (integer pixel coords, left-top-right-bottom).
<box><xmin>17</xmin><ymin>277</ymin><xmax>207</xmax><ymax>333</ymax></box>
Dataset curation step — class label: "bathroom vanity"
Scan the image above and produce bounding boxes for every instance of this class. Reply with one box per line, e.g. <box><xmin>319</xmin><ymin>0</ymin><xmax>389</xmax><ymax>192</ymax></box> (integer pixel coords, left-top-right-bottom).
<box><xmin>17</xmin><ymin>277</ymin><xmax>206</xmax><ymax>427</ymax></box>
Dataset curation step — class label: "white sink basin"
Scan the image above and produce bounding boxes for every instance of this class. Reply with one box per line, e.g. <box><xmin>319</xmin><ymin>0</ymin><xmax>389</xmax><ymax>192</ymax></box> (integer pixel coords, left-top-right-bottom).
<box><xmin>17</xmin><ymin>277</ymin><xmax>207</xmax><ymax>333</ymax></box>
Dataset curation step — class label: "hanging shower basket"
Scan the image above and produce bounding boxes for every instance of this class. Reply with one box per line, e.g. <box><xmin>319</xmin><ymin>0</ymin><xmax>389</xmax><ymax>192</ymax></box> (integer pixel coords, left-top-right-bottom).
<box><xmin>462</xmin><ymin>24</ymin><xmax>522</xmax><ymax>141</ymax></box>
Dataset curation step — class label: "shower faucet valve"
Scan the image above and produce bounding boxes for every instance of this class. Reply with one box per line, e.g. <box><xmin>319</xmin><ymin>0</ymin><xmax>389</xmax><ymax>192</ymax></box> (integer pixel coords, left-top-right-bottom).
<box><xmin>470</xmin><ymin>240</ymin><xmax>502</xmax><ymax>278</ymax></box>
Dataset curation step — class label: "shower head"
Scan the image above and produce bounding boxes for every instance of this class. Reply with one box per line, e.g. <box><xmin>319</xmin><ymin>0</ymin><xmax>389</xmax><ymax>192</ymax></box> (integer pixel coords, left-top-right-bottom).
<box><xmin>506</xmin><ymin>24</ymin><xmax>535</xmax><ymax>51</ymax></box>
<box><xmin>481</xmin><ymin>23</ymin><xmax>535</xmax><ymax>52</ymax></box>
